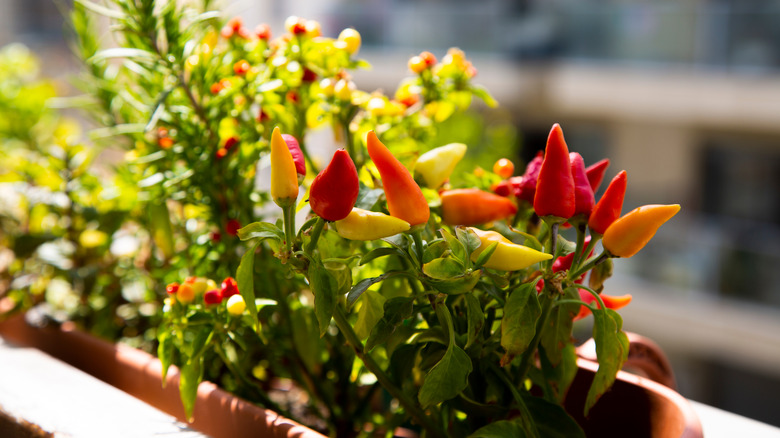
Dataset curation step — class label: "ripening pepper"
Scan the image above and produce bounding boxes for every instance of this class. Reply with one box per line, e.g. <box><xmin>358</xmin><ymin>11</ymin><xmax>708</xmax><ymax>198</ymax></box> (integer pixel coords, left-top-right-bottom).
<box><xmin>574</xmin><ymin>290</ymin><xmax>632</xmax><ymax>321</ymax></box>
<box><xmin>514</xmin><ymin>151</ymin><xmax>543</xmax><ymax>203</ymax></box>
<box><xmin>585</xmin><ymin>158</ymin><xmax>610</xmax><ymax>193</ymax></box>
<box><xmin>414</xmin><ymin>143</ymin><xmax>467</xmax><ymax>188</ymax></box>
<box><xmin>281</xmin><ymin>134</ymin><xmax>306</xmax><ymax>177</ymax></box>
<box><xmin>440</xmin><ymin>188</ymin><xmax>517</xmax><ymax>226</ymax></box>
<box><xmin>221</xmin><ymin>277</ymin><xmax>239</xmax><ymax>298</ymax></box>
<box><xmin>569</xmin><ymin>152</ymin><xmax>595</xmax><ymax>220</ymax></box>
<box><xmin>334</xmin><ymin>208</ymin><xmax>411</xmax><ymax>240</ymax></box>
<box><xmin>533</xmin><ymin>124</ymin><xmax>575</xmax><ymax>219</ymax></box>
<box><xmin>227</xmin><ymin>294</ymin><xmax>246</xmax><ymax>316</ymax></box>
<box><xmin>309</xmin><ymin>149</ymin><xmax>359</xmax><ymax>221</ymax></box>
<box><xmin>270</xmin><ymin>127</ymin><xmax>299</xmax><ymax>208</ymax></box>
<box><xmin>469</xmin><ymin>227</ymin><xmax>552</xmax><ymax>271</ymax></box>
<box><xmin>366</xmin><ymin>131</ymin><xmax>430</xmax><ymax>226</ymax></box>
<box><xmin>204</xmin><ymin>289</ymin><xmax>223</xmax><ymax>305</ymax></box>
<box><xmin>602</xmin><ymin>204</ymin><xmax>681</xmax><ymax>258</ymax></box>
<box><xmin>588</xmin><ymin>171</ymin><xmax>628</xmax><ymax>235</ymax></box>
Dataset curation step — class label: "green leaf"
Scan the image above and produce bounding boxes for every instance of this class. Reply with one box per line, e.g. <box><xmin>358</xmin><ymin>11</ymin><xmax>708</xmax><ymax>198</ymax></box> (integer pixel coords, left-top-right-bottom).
<box><xmin>346</xmin><ymin>271</ymin><xmax>404</xmax><ymax>308</ymax></box>
<box><xmin>423</xmin><ymin>257</ymin><xmax>464</xmax><ymax>280</ymax></box>
<box><xmin>584</xmin><ymin>308</ymin><xmax>629</xmax><ymax>415</ymax></box>
<box><xmin>540</xmin><ymin>287</ymin><xmax>579</xmax><ymax>367</ymax></box>
<box><xmin>74</xmin><ymin>0</ymin><xmax>126</xmax><ymax>19</ymax></box>
<box><xmin>365</xmin><ymin>297</ymin><xmax>414</xmax><ymax>352</ymax></box>
<box><xmin>179</xmin><ymin>356</ymin><xmax>203</xmax><ymax>422</ymax></box>
<box><xmin>353</xmin><ymin>289</ymin><xmax>386</xmax><ymax>340</ymax></box>
<box><xmin>440</xmin><ymin>228</ymin><xmax>466</xmax><ymax>263</ymax></box>
<box><xmin>89</xmin><ymin>48</ymin><xmax>157</xmax><ymax>63</ymax></box>
<box><xmin>469</xmin><ymin>420</ymin><xmax>527</xmax><ymax>438</ymax></box>
<box><xmin>422</xmin><ymin>239</ymin><xmax>448</xmax><ymax>264</ymax></box>
<box><xmin>291</xmin><ymin>307</ymin><xmax>321</xmax><ymax>372</ymax></box>
<box><xmin>309</xmin><ymin>261</ymin><xmax>338</xmax><ymax>336</ymax></box>
<box><xmin>237</xmin><ymin>242</ymin><xmax>260</xmax><ymax>329</ymax></box>
<box><xmin>539</xmin><ymin>342</ymin><xmax>578</xmax><ymax>404</ymax></box>
<box><xmin>456</xmin><ymin>226</ymin><xmax>481</xmax><ymax>260</ymax></box>
<box><xmin>473</xmin><ymin>242</ymin><xmax>498</xmax><ymax>268</ymax></box>
<box><xmin>525</xmin><ymin>393</ymin><xmax>585</xmax><ymax>438</ymax></box>
<box><xmin>471</xmin><ymin>84</ymin><xmax>498</xmax><ymax>108</ymax></box>
<box><xmin>157</xmin><ymin>329</ymin><xmax>174</xmax><ymax>386</ymax></box>
<box><xmin>359</xmin><ymin>246</ymin><xmax>404</xmax><ymax>265</ymax></box>
<box><xmin>237</xmin><ymin>221</ymin><xmax>284</xmax><ymax>242</ymax></box>
<box><xmin>501</xmin><ymin>282</ymin><xmax>541</xmax><ymax>365</ymax></box>
<box><xmin>418</xmin><ymin>343</ymin><xmax>473</xmax><ymax>408</ymax></box>
<box><xmin>464</xmin><ymin>293</ymin><xmax>484</xmax><ymax>349</ymax></box>
<box><xmin>425</xmin><ymin>269</ymin><xmax>481</xmax><ymax>295</ymax></box>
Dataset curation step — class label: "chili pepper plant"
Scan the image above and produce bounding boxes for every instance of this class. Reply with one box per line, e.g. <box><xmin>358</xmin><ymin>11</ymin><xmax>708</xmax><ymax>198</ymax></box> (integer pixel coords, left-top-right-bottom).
<box><xmin>8</xmin><ymin>1</ymin><xmax>680</xmax><ymax>437</ymax></box>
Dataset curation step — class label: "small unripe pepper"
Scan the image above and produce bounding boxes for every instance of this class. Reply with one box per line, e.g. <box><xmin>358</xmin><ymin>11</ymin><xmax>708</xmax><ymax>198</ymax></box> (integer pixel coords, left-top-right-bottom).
<box><xmin>440</xmin><ymin>188</ymin><xmax>517</xmax><ymax>226</ymax></box>
<box><xmin>334</xmin><ymin>208</ymin><xmax>410</xmax><ymax>241</ymax></box>
<box><xmin>493</xmin><ymin>158</ymin><xmax>515</xmax><ymax>179</ymax></box>
<box><xmin>227</xmin><ymin>295</ymin><xmax>246</xmax><ymax>316</ymax></box>
<box><xmin>270</xmin><ymin>127</ymin><xmax>299</xmax><ymax>208</ymax></box>
<box><xmin>585</xmin><ymin>158</ymin><xmax>610</xmax><ymax>192</ymax></box>
<box><xmin>414</xmin><ymin>143</ymin><xmax>467</xmax><ymax>189</ymax></box>
<box><xmin>569</xmin><ymin>152</ymin><xmax>595</xmax><ymax>221</ymax></box>
<box><xmin>602</xmin><ymin>204</ymin><xmax>681</xmax><ymax>258</ymax></box>
<box><xmin>588</xmin><ymin>171</ymin><xmax>627</xmax><ymax>235</ymax></box>
<box><xmin>469</xmin><ymin>227</ymin><xmax>552</xmax><ymax>271</ymax></box>
<box><xmin>514</xmin><ymin>151</ymin><xmax>543</xmax><ymax>203</ymax></box>
<box><xmin>366</xmin><ymin>131</ymin><xmax>430</xmax><ymax>226</ymax></box>
<box><xmin>165</xmin><ymin>282</ymin><xmax>179</xmax><ymax>295</ymax></box>
<box><xmin>221</xmin><ymin>277</ymin><xmax>239</xmax><ymax>298</ymax></box>
<box><xmin>309</xmin><ymin>149</ymin><xmax>359</xmax><ymax>221</ymax></box>
<box><xmin>337</xmin><ymin>28</ymin><xmax>361</xmax><ymax>54</ymax></box>
<box><xmin>533</xmin><ymin>123</ymin><xmax>575</xmax><ymax>220</ymax></box>
<box><xmin>177</xmin><ymin>282</ymin><xmax>195</xmax><ymax>304</ymax></box>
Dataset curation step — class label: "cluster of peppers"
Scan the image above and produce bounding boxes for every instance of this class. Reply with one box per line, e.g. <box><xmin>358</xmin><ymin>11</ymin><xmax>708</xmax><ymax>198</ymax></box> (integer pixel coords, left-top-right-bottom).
<box><xmin>268</xmin><ymin>117</ymin><xmax>678</xmax><ymax>303</ymax></box>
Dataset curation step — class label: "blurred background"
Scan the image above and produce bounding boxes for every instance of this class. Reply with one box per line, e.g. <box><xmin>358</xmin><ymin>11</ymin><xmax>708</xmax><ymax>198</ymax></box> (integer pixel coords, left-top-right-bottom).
<box><xmin>2</xmin><ymin>0</ymin><xmax>780</xmax><ymax>427</ymax></box>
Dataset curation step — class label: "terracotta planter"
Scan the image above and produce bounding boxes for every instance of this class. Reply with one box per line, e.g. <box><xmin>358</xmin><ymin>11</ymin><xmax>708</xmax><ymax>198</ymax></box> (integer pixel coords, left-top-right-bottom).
<box><xmin>0</xmin><ymin>314</ymin><xmax>325</xmax><ymax>438</ymax></box>
<box><xmin>0</xmin><ymin>314</ymin><xmax>701</xmax><ymax>438</ymax></box>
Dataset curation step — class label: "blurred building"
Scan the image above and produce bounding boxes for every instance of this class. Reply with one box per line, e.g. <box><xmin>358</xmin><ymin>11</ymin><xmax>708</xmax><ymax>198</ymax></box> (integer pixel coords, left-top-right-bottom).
<box><xmin>3</xmin><ymin>0</ymin><xmax>780</xmax><ymax>427</ymax></box>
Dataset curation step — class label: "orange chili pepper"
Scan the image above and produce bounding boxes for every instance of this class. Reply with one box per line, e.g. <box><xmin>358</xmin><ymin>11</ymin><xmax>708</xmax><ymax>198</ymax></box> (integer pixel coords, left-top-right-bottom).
<box><xmin>602</xmin><ymin>204</ymin><xmax>680</xmax><ymax>258</ymax></box>
<box><xmin>574</xmin><ymin>291</ymin><xmax>632</xmax><ymax>321</ymax></box>
<box><xmin>366</xmin><ymin>131</ymin><xmax>430</xmax><ymax>226</ymax></box>
<box><xmin>440</xmin><ymin>188</ymin><xmax>517</xmax><ymax>226</ymax></box>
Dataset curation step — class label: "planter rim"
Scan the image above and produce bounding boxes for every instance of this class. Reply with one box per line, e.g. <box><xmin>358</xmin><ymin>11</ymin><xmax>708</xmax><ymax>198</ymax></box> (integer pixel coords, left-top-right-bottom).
<box><xmin>0</xmin><ymin>314</ymin><xmax>326</xmax><ymax>438</ymax></box>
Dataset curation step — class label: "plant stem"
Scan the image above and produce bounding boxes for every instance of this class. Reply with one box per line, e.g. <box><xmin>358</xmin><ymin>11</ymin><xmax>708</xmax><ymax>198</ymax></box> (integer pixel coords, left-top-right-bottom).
<box><xmin>411</xmin><ymin>229</ymin><xmax>425</xmax><ymax>269</ymax></box>
<box><xmin>331</xmin><ymin>306</ymin><xmax>445</xmax><ymax>438</ymax></box>
<box><xmin>568</xmin><ymin>251</ymin><xmax>609</xmax><ymax>281</ymax></box>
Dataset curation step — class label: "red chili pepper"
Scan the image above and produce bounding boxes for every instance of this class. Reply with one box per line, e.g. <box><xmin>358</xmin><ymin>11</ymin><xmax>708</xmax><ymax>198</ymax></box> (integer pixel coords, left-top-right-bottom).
<box><xmin>204</xmin><ymin>289</ymin><xmax>223</xmax><ymax>305</ymax></box>
<box><xmin>585</xmin><ymin>158</ymin><xmax>610</xmax><ymax>193</ymax></box>
<box><xmin>221</xmin><ymin>277</ymin><xmax>239</xmax><ymax>298</ymax></box>
<box><xmin>281</xmin><ymin>134</ymin><xmax>306</xmax><ymax>177</ymax></box>
<box><xmin>514</xmin><ymin>151</ymin><xmax>543</xmax><ymax>203</ymax></box>
<box><xmin>533</xmin><ymin>124</ymin><xmax>574</xmax><ymax>220</ymax></box>
<box><xmin>366</xmin><ymin>131</ymin><xmax>430</xmax><ymax>226</ymax></box>
<box><xmin>569</xmin><ymin>152</ymin><xmax>595</xmax><ymax>220</ymax></box>
<box><xmin>588</xmin><ymin>170</ymin><xmax>627</xmax><ymax>235</ymax></box>
<box><xmin>574</xmin><ymin>291</ymin><xmax>632</xmax><ymax>321</ymax></box>
<box><xmin>440</xmin><ymin>188</ymin><xmax>517</xmax><ymax>226</ymax></box>
<box><xmin>165</xmin><ymin>282</ymin><xmax>180</xmax><ymax>295</ymax></box>
<box><xmin>226</xmin><ymin>219</ymin><xmax>241</xmax><ymax>236</ymax></box>
<box><xmin>309</xmin><ymin>149</ymin><xmax>359</xmax><ymax>221</ymax></box>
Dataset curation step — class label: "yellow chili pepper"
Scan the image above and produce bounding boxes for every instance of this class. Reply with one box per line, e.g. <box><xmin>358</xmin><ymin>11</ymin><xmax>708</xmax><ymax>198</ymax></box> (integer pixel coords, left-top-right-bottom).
<box><xmin>469</xmin><ymin>227</ymin><xmax>552</xmax><ymax>271</ymax></box>
<box><xmin>270</xmin><ymin>126</ymin><xmax>299</xmax><ymax>208</ymax></box>
<box><xmin>334</xmin><ymin>208</ymin><xmax>411</xmax><ymax>241</ymax></box>
<box><xmin>602</xmin><ymin>204</ymin><xmax>680</xmax><ymax>258</ymax></box>
<box><xmin>414</xmin><ymin>143</ymin><xmax>467</xmax><ymax>189</ymax></box>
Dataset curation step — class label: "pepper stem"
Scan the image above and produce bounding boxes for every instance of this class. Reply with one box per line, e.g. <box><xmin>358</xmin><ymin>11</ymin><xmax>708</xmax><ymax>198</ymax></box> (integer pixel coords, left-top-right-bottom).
<box><xmin>306</xmin><ymin>216</ymin><xmax>326</xmax><ymax>258</ymax></box>
<box><xmin>282</xmin><ymin>205</ymin><xmax>296</xmax><ymax>260</ymax></box>
<box><xmin>411</xmin><ymin>228</ymin><xmax>425</xmax><ymax>269</ymax></box>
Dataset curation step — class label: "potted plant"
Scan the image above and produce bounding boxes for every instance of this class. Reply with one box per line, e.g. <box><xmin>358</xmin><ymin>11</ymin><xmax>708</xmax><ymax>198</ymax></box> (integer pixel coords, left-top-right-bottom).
<box><xmin>0</xmin><ymin>1</ymin><xmax>701</xmax><ymax>437</ymax></box>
